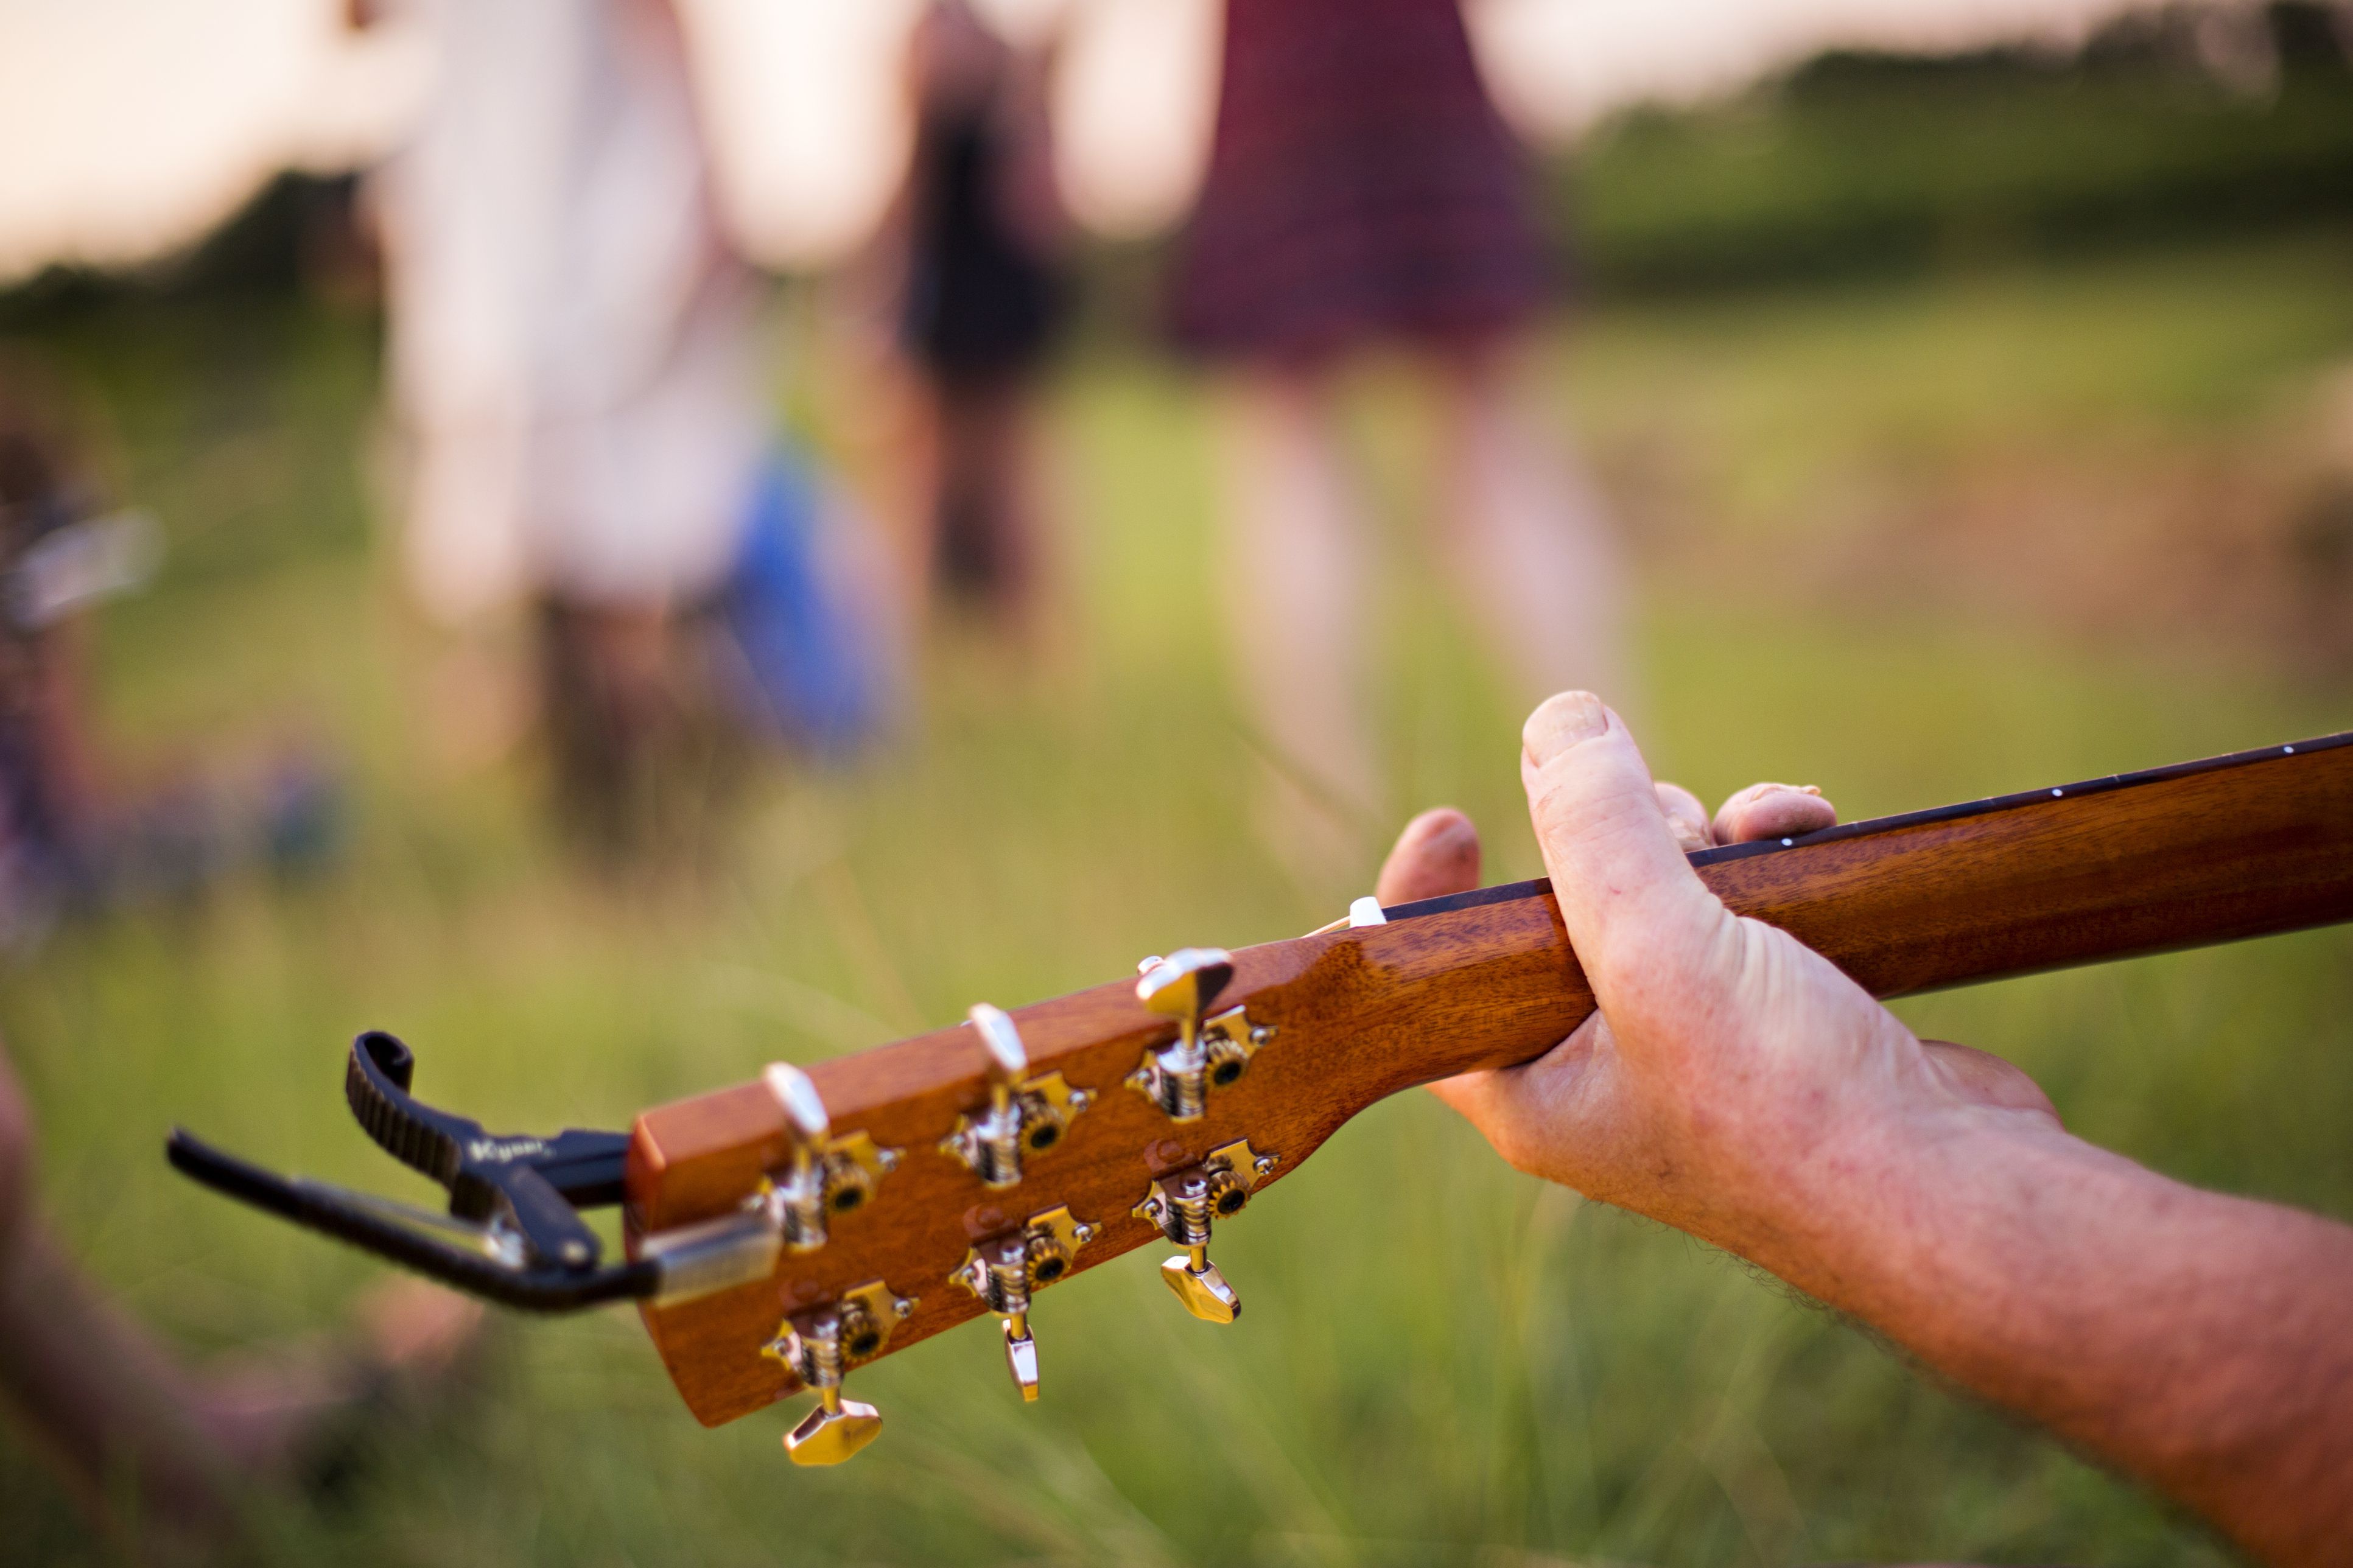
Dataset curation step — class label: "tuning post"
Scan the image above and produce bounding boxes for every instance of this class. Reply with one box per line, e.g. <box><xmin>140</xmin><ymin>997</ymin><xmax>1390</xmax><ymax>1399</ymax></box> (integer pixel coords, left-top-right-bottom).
<box><xmin>763</xmin><ymin>1278</ymin><xmax>916</xmax><ymax>1465</ymax></box>
<box><xmin>759</xmin><ymin>1063</ymin><xmax>901</xmax><ymax>1252</ymax></box>
<box><xmin>1126</xmin><ymin>950</ymin><xmax>1275</xmax><ymax>1122</ymax></box>
<box><xmin>938</xmin><ymin>1005</ymin><xmax>1094</xmax><ymax>1188</ymax></box>
<box><xmin>1132</xmin><ymin>1139</ymin><xmax>1277</xmax><ymax>1323</ymax></box>
<box><xmin>952</xmin><ymin>1205</ymin><xmax>1097</xmax><ymax>1401</ymax></box>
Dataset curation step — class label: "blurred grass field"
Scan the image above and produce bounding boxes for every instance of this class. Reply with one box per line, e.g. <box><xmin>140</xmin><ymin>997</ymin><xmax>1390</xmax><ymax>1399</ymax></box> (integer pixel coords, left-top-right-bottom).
<box><xmin>4</xmin><ymin>228</ymin><xmax>2353</xmax><ymax>1566</ymax></box>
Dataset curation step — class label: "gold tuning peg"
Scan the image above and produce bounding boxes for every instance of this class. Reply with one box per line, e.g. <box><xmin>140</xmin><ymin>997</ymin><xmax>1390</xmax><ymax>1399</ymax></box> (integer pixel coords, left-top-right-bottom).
<box><xmin>953</xmin><ymin>1206</ymin><xmax>1097</xmax><ymax>1402</ymax></box>
<box><xmin>760</xmin><ymin>1063</ymin><xmax>902</xmax><ymax>1251</ymax></box>
<box><xmin>765</xmin><ymin>1279</ymin><xmax>915</xmax><ymax>1465</ymax></box>
<box><xmin>1132</xmin><ymin>1140</ymin><xmax>1276</xmax><ymax>1324</ymax></box>
<box><xmin>1135</xmin><ymin>948</ymin><xmax>1234</xmax><ymax>1026</ymax></box>
<box><xmin>1128</xmin><ymin>950</ymin><xmax>1273</xmax><ymax>1121</ymax></box>
<box><xmin>787</xmin><ymin>1384</ymin><xmax>883</xmax><ymax>1467</ymax></box>
<box><xmin>971</xmin><ymin>1001</ymin><xmax>1028</xmax><ymax>1081</ymax></box>
<box><xmin>1162</xmin><ymin>1242</ymin><xmax>1241</xmax><ymax>1323</ymax></box>
<box><xmin>939</xmin><ymin>1006</ymin><xmax>1093</xmax><ymax>1188</ymax></box>
<box><xmin>1003</xmin><ymin>1323</ymin><xmax>1041</xmax><ymax>1401</ymax></box>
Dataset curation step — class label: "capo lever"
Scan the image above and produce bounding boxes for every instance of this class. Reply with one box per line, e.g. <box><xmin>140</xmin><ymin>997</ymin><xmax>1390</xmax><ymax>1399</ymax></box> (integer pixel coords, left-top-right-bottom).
<box><xmin>167</xmin><ymin>1031</ymin><xmax>659</xmax><ymax>1312</ymax></box>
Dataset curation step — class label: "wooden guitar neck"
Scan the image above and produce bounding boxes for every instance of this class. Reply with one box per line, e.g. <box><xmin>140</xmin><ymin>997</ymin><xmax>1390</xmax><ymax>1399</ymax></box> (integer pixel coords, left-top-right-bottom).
<box><xmin>623</xmin><ymin>732</ymin><xmax>2353</xmax><ymax>1433</ymax></box>
<box><xmin>1388</xmin><ymin>727</ymin><xmax>2353</xmax><ymax>1059</ymax></box>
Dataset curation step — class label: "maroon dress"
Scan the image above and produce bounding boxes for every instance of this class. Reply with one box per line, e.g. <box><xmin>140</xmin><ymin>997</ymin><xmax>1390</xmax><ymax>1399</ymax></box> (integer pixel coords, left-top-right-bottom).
<box><xmin>1168</xmin><ymin>0</ymin><xmax>1552</xmax><ymax>365</ymax></box>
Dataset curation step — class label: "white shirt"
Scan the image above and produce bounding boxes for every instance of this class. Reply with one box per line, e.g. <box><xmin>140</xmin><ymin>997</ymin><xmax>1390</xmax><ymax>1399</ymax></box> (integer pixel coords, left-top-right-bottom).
<box><xmin>374</xmin><ymin>0</ymin><xmax>766</xmax><ymax>621</ymax></box>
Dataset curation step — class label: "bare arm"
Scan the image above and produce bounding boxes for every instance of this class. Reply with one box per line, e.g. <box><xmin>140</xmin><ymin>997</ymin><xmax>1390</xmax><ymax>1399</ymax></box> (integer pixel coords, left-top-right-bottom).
<box><xmin>1797</xmin><ymin>1105</ymin><xmax>2353</xmax><ymax>1563</ymax></box>
<box><xmin>1375</xmin><ymin>694</ymin><xmax>2353</xmax><ymax>1565</ymax></box>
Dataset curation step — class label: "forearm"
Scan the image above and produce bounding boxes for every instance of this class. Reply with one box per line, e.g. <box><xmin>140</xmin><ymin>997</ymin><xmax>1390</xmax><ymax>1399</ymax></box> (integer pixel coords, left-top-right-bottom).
<box><xmin>1756</xmin><ymin>1106</ymin><xmax>2353</xmax><ymax>1564</ymax></box>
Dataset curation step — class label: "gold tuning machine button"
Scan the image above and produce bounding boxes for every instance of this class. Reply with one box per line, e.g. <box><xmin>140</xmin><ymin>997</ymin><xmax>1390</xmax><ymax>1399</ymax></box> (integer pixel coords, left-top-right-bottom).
<box><xmin>1127</xmin><ymin>950</ymin><xmax>1276</xmax><ymax>1122</ymax></box>
<box><xmin>1131</xmin><ymin>1139</ymin><xmax>1278</xmax><ymax>1324</ymax></box>
<box><xmin>763</xmin><ymin>1279</ymin><xmax>916</xmax><ymax>1466</ymax></box>
<box><xmin>938</xmin><ymin>1005</ymin><xmax>1093</xmax><ymax>1188</ymax></box>
<box><xmin>759</xmin><ymin>1063</ymin><xmax>902</xmax><ymax>1252</ymax></box>
<box><xmin>953</xmin><ymin>1205</ymin><xmax>1097</xmax><ymax>1402</ymax></box>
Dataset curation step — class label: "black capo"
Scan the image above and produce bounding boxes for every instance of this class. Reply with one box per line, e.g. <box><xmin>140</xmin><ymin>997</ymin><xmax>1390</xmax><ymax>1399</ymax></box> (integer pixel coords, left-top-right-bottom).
<box><xmin>168</xmin><ymin>1031</ymin><xmax>659</xmax><ymax>1311</ymax></box>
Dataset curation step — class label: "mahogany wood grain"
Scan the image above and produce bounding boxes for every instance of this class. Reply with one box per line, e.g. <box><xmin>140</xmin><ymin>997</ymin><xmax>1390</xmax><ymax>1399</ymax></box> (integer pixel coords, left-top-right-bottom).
<box><xmin>626</xmin><ymin>736</ymin><xmax>2353</xmax><ymax>1427</ymax></box>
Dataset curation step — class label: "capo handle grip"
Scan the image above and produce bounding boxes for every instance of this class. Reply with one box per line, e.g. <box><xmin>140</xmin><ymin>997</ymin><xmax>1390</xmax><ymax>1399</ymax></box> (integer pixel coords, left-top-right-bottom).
<box><xmin>345</xmin><ymin>1031</ymin><xmax>463</xmax><ymax>1188</ymax></box>
<box><xmin>166</xmin><ymin>1129</ymin><xmax>658</xmax><ymax>1312</ymax></box>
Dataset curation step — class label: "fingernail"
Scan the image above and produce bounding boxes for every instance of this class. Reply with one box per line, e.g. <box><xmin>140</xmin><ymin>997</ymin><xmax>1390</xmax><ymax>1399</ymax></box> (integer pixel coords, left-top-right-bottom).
<box><xmin>1653</xmin><ymin>783</ymin><xmax>1710</xmax><ymax>852</ymax></box>
<box><xmin>1522</xmin><ymin>691</ymin><xmax>1607</xmax><ymax>766</ymax></box>
<box><xmin>1422</xmin><ymin>811</ymin><xmax>1476</xmax><ymax>854</ymax></box>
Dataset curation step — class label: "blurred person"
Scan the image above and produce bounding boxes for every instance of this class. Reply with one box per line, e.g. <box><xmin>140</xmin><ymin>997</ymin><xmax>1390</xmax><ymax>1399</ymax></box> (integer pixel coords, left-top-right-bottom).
<box><xmin>0</xmin><ymin>357</ymin><xmax>342</xmax><ymax>947</ymax></box>
<box><xmin>884</xmin><ymin>0</ymin><xmax>1072</xmax><ymax>648</ymax></box>
<box><xmin>0</xmin><ymin>1038</ymin><xmax>481</xmax><ymax>1543</ymax></box>
<box><xmin>1374</xmin><ymin>692</ymin><xmax>2353</xmax><ymax>1567</ymax></box>
<box><xmin>1169</xmin><ymin>0</ymin><xmax>1629</xmax><ymax>885</ymax></box>
<box><xmin>365</xmin><ymin>0</ymin><xmax>887</xmax><ymax>856</ymax></box>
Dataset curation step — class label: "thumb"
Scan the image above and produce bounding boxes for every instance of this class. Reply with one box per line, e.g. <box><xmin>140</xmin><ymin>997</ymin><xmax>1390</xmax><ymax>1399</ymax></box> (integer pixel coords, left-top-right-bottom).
<box><xmin>1520</xmin><ymin>693</ymin><xmax>1724</xmax><ymax>996</ymax></box>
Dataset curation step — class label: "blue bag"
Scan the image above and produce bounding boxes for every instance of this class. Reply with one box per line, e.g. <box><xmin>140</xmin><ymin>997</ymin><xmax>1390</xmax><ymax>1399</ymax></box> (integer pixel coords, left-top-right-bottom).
<box><xmin>719</xmin><ymin>448</ymin><xmax>890</xmax><ymax>758</ymax></box>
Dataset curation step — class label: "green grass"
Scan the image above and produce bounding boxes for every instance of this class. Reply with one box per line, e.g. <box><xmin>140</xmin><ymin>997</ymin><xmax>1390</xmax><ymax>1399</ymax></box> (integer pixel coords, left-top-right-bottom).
<box><xmin>4</xmin><ymin>232</ymin><xmax>2352</xmax><ymax>1564</ymax></box>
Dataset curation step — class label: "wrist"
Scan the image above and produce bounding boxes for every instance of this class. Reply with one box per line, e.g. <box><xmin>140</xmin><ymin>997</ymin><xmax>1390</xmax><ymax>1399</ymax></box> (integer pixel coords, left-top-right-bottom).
<box><xmin>1722</xmin><ymin>1082</ymin><xmax>2030</xmax><ymax>1312</ymax></box>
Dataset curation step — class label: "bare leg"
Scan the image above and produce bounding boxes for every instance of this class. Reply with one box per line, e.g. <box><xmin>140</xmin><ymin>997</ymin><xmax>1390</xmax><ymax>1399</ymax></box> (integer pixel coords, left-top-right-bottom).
<box><xmin>0</xmin><ymin>1048</ymin><xmax>480</xmax><ymax>1538</ymax></box>
<box><xmin>931</xmin><ymin>373</ymin><xmax>1053</xmax><ymax>648</ymax></box>
<box><xmin>1216</xmin><ymin>365</ymin><xmax>1381</xmax><ymax>886</ymax></box>
<box><xmin>538</xmin><ymin>597</ymin><xmax>688</xmax><ymax>855</ymax></box>
<box><xmin>1429</xmin><ymin>340</ymin><xmax>1633</xmax><ymax>715</ymax></box>
<box><xmin>858</xmin><ymin>355</ymin><xmax>946</xmax><ymax>644</ymax></box>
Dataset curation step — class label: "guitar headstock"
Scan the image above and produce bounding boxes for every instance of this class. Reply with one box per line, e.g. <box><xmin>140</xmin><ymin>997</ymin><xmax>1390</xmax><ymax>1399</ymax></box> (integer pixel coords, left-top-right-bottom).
<box><xmin>624</xmin><ymin>931</ymin><xmax>1364</xmax><ymax>1461</ymax></box>
<box><xmin>622</xmin><ymin>873</ymin><xmax>1592</xmax><ymax>1464</ymax></box>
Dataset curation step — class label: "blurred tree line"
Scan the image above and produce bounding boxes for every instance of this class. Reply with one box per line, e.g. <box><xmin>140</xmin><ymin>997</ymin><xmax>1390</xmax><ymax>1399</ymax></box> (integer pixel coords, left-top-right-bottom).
<box><xmin>1573</xmin><ymin>1</ymin><xmax>2353</xmax><ymax>293</ymax></box>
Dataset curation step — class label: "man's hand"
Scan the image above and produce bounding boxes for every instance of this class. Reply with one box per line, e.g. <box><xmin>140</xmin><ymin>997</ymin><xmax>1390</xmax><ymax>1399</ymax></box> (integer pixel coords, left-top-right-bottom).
<box><xmin>1375</xmin><ymin>691</ymin><xmax>2050</xmax><ymax>1264</ymax></box>
<box><xmin>1372</xmin><ymin>692</ymin><xmax>2353</xmax><ymax>1566</ymax></box>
